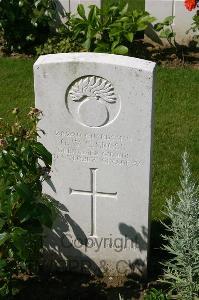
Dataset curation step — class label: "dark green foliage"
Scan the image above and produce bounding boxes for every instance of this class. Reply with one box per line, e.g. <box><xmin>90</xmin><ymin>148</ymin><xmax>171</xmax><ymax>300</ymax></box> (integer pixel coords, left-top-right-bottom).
<box><xmin>0</xmin><ymin>0</ymin><xmax>56</xmax><ymax>53</ymax></box>
<box><xmin>36</xmin><ymin>25</ymin><xmax>83</xmax><ymax>55</ymax></box>
<box><xmin>144</xmin><ymin>288</ymin><xmax>169</xmax><ymax>300</ymax></box>
<box><xmin>65</xmin><ymin>1</ymin><xmax>155</xmax><ymax>55</ymax></box>
<box><xmin>0</xmin><ymin>108</ymin><xmax>55</xmax><ymax>297</ymax></box>
<box><xmin>162</xmin><ymin>152</ymin><xmax>199</xmax><ymax>299</ymax></box>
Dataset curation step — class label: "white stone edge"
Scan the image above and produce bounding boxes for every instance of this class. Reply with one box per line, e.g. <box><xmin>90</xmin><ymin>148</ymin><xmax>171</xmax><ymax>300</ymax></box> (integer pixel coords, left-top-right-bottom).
<box><xmin>34</xmin><ymin>53</ymin><xmax>156</xmax><ymax>73</ymax></box>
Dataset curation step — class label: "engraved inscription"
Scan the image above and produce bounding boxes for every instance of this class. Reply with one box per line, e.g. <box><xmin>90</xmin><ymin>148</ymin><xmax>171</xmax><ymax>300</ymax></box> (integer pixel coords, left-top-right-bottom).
<box><xmin>70</xmin><ymin>168</ymin><xmax>117</xmax><ymax>237</ymax></box>
<box><xmin>66</xmin><ymin>76</ymin><xmax>121</xmax><ymax>128</ymax></box>
<box><xmin>54</xmin><ymin>129</ymin><xmax>143</xmax><ymax>168</ymax></box>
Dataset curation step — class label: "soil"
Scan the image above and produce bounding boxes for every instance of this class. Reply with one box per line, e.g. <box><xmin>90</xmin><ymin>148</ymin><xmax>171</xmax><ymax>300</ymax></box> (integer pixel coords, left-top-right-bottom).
<box><xmin>129</xmin><ymin>40</ymin><xmax>199</xmax><ymax>69</ymax></box>
<box><xmin>14</xmin><ymin>272</ymin><xmax>143</xmax><ymax>300</ymax></box>
<box><xmin>14</xmin><ymin>271</ymin><xmax>165</xmax><ymax>300</ymax></box>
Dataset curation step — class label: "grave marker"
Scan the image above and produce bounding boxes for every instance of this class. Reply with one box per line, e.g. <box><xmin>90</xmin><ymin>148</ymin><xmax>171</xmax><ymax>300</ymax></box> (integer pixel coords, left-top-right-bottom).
<box><xmin>34</xmin><ymin>53</ymin><xmax>156</xmax><ymax>276</ymax></box>
<box><xmin>145</xmin><ymin>0</ymin><xmax>196</xmax><ymax>44</ymax></box>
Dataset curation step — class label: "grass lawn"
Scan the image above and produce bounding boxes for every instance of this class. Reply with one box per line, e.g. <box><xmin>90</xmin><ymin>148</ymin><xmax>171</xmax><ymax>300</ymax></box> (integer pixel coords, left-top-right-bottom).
<box><xmin>0</xmin><ymin>57</ymin><xmax>198</xmax><ymax>221</ymax></box>
<box><xmin>102</xmin><ymin>0</ymin><xmax>145</xmax><ymax>11</ymax></box>
<box><xmin>0</xmin><ymin>57</ymin><xmax>34</xmax><ymax>123</ymax></box>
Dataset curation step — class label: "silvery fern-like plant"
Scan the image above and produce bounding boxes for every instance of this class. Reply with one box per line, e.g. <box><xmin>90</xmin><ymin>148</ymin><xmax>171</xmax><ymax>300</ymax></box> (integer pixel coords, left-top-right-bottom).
<box><xmin>162</xmin><ymin>152</ymin><xmax>199</xmax><ymax>299</ymax></box>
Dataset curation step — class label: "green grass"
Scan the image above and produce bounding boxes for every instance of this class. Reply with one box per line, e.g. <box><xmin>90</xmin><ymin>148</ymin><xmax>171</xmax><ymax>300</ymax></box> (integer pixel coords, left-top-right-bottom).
<box><xmin>0</xmin><ymin>57</ymin><xmax>198</xmax><ymax>221</ymax></box>
<box><xmin>102</xmin><ymin>0</ymin><xmax>145</xmax><ymax>11</ymax></box>
<box><xmin>152</xmin><ymin>67</ymin><xmax>199</xmax><ymax>219</ymax></box>
<box><xmin>0</xmin><ymin>57</ymin><xmax>34</xmax><ymax>123</ymax></box>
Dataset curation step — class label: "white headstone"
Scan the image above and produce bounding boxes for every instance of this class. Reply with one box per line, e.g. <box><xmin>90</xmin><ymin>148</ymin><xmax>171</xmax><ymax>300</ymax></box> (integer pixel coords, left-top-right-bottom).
<box><xmin>145</xmin><ymin>0</ymin><xmax>197</xmax><ymax>44</ymax></box>
<box><xmin>173</xmin><ymin>0</ymin><xmax>196</xmax><ymax>43</ymax></box>
<box><xmin>55</xmin><ymin>0</ymin><xmax>101</xmax><ymax>17</ymax></box>
<box><xmin>69</xmin><ymin>0</ymin><xmax>101</xmax><ymax>13</ymax></box>
<box><xmin>34</xmin><ymin>53</ymin><xmax>156</xmax><ymax>277</ymax></box>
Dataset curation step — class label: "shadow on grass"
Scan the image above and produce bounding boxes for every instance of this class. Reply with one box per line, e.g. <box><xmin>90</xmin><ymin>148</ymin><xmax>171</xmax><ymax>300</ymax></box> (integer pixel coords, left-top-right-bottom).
<box><xmin>148</xmin><ymin>219</ymin><xmax>171</xmax><ymax>281</ymax></box>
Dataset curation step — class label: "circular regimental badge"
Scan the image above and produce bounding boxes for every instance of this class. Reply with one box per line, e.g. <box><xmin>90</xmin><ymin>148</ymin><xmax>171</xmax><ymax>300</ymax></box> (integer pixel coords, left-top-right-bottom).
<box><xmin>66</xmin><ymin>76</ymin><xmax>121</xmax><ymax>128</ymax></box>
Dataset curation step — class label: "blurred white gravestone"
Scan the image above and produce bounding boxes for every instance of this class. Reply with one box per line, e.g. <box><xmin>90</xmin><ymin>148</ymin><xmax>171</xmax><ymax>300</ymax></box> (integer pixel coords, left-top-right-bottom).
<box><xmin>55</xmin><ymin>0</ymin><xmax>101</xmax><ymax>17</ymax></box>
<box><xmin>69</xmin><ymin>0</ymin><xmax>101</xmax><ymax>13</ymax></box>
<box><xmin>145</xmin><ymin>0</ymin><xmax>197</xmax><ymax>44</ymax></box>
<box><xmin>34</xmin><ymin>53</ymin><xmax>156</xmax><ymax>276</ymax></box>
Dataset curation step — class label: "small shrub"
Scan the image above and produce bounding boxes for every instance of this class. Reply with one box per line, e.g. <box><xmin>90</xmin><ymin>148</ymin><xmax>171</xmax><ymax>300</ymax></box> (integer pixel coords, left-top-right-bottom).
<box><xmin>187</xmin><ymin>11</ymin><xmax>199</xmax><ymax>46</ymax></box>
<box><xmin>161</xmin><ymin>152</ymin><xmax>199</xmax><ymax>299</ymax></box>
<box><xmin>154</xmin><ymin>16</ymin><xmax>176</xmax><ymax>47</ymax></box>
<box><xmin>67</xmin><ymin>1</ymin><xmax>155</xmax><ymax>55</ymax></box>
<box><xmin>0</xmin><ymin>108</ymin><xmax>56</xmax><ymax>297</ymax></box>
<box><xmin>36</xmin><ymin>25</ymin><xmax>83</xmax><ymax>55</ymax></box>
<box><xmin>0</xmin><ymin>0</ymin><xmax>57</xmax><ymax>53</ymax></box>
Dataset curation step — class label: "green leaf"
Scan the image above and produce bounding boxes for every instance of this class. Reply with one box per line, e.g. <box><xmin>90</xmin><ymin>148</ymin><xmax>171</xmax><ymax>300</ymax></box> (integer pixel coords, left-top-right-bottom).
<box><xmin>0</xmin><ymin>232</ymin><xmax>9</xmax><ymax>246</ymax></box>
<box><xmin>119</xmin><ymin>16</ymin><xmax>129</xmax><ymax>22</ymax></box>
<box><xmin>16</xmin><ymin>201</ymin><xmax>32</xmax><ymax>223</ymax></box>
<box><xmin>120</xmin><ymin>3</ymin><xmax>128</xmax><ymax>16</ymax></box>
<box><xmin>0</xmin><ymin>259</ymin><xmax>7</xmax><ymax>270</ymax></box>
<box><xmin>111</xmin><ymin>40</ymin><xmax>120</xmax><ymax>50</ymax></box>
<box><xmin>160</xmin><ymin>28</ymin><xmax>173</xmax><ymax>39</ymax></box>
<box><xmin>109</xmin><ymin>6</ymin><xmax>118</xmax><ymax>12</ymax></box>
<box><xmin>0</xmin><ymin>192</ymin><xmax>12</xmax><ymax>218</ymax></box>
<box><xmin>77</xmin><ymin>4</ymin><xmax>86</xmax><ymax>20</ymax></box>
<box><xmin>88</xmin><ymin>5</ymin><xmax>97</xmax><ymax>24</ymax></box>
<box><xmin>124</xmin><ymin>32</ymin><xmax>134</xmax><ymax>43</ymax></box>
<box><xmin>11</xmin><ymin>227</ymin><xmax>28</xmax><ymax>259</ymax></box>
<box><xmin>109</xmin><ymin>26</ymin><xmax>122</xmax><ymax>37</ymax></box>
<box><xmin>154</xmin><ymin>22</ymin><xmax>164</xmax><ymax>32</ymax></box>
<box><xmin>0</xmin><ymin>219</ymin><xmax>5</xmax><ymax>231</ymax></box>
<box><xmin>33</xmin><ymin>142</ymin><xmax>52</xmax><ymax>165</ymax></box>
<box><xmin>11</xmin><ymin>227</ymin><xmax>27</xmax><ymax>240</ymax></box>
<box><xmin>137</xmin><ymin>22</ymin><xmax>148</xmax><ymax>32</ymax></box>
<box><xmin>86</xmin><ymin>26</ymin><xmax>93</xmax><ymax>39</ymax></box>
<box><xmin>32</xmin><ymin>203</ymin><xmax>53</xmax><ymax>228</ymax></box>
<box><xmin>112</xmin><ymin>45</ymin><xmax>128</xmax><ymax>55</ymax></box>
<box><xmin>82</xmin><ymin>38</ymin><xmax>91</xmax><ymax>50</ymax></box>
<box><xmin>163</xmin><ymin>16</ymin><xmax>174</xmax><ymax>25</ymax></box>
<box><xmin>0</xmin><ymin>283</ymin><xmax>9</xmax><ymax>297</ymax></box>
<box><xmin>16</xmin><ymin>182</ymin><xmax>33</xmax><ymax>202</ymax></box>
<box><xmin>94</xmin><ymin>42</ymin><xmax>110</xmax><ymax>53</ymax></box>
<box><xmin>139</xmin><ymin>15</ymin><xmax>156</xmax><ymax>25</ymax></box>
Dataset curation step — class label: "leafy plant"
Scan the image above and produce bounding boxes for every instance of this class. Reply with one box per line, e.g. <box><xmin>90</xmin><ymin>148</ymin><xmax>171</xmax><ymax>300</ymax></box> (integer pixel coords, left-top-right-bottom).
<box><xmin>144</xmin><ymin>288</ymin><xmax>169</xmax><ymax>300</ymax></box>
<box><xmin>0</xmin><ymin>108</ymin><xmax>56</xmax><ymax>297</ymax></box>
<box><xmin>67</xmin><ymin>1</ymin><xmax>155</xmax><ymax>55</ymax></box>
<box><xmin>0</xmin><ymin>0</ymin><xmax>56</xmax><ymax>53</ymax></box>
<box><xmin>161</xmin><ymin>152</ymin><xmax>199</xmax><ymax>299</ymax></box>
<box><xmin>187</xmin><ymin>11</ymin><xmax>199</xmax><ymax>46</ymax></box>
<box><xmin>154</xmin><ymin>16</ymin><xmax>176</xmax><ymax>47</ymax></box>
<box><xmin>36</xmin><ymin>23</ymin><xmax>83</xmax><ymax>55</ymax></box>
<box><xmin>36</xmin><ymin>35</ymin><xmax>82</xmax><ymax>55</ymax></box>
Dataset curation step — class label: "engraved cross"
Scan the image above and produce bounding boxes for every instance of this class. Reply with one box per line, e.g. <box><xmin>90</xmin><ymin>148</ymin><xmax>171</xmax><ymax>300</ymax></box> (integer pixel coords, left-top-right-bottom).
<box><xmin>70</xmin><ymin>168</ymin><xmax>117</xmax><ymax>237</ymax></box>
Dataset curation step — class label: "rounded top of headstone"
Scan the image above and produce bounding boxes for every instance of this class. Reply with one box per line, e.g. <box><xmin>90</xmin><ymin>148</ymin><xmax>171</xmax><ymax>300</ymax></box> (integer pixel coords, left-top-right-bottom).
<box><xmin>34</xmin><ymin>53</ymin><xmax>156</xmax><ymax>74</ymax></box>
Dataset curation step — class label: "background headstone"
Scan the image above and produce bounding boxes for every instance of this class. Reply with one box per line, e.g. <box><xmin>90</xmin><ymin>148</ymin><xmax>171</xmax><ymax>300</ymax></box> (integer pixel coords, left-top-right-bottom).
<box><xmin>34</xmin><ymin>53</ymin><xmax>156</xmax><ymax>276</ymax></box>
<box><xmin>145</xmin><ymin>0</ymin><xmax>197</xmax><ymax>44</ymax></box>
<box><xmin>54</xmin><ymin>0</ymin><xmax>101</xmax><ymax>19</ymax></box>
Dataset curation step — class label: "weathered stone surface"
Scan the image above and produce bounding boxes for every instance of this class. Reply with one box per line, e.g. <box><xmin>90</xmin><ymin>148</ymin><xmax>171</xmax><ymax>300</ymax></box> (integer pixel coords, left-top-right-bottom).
<box><xmin>34</xmin><ymin>53</ymin><xmax>156</xmax><ymax>276</ymax></box>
